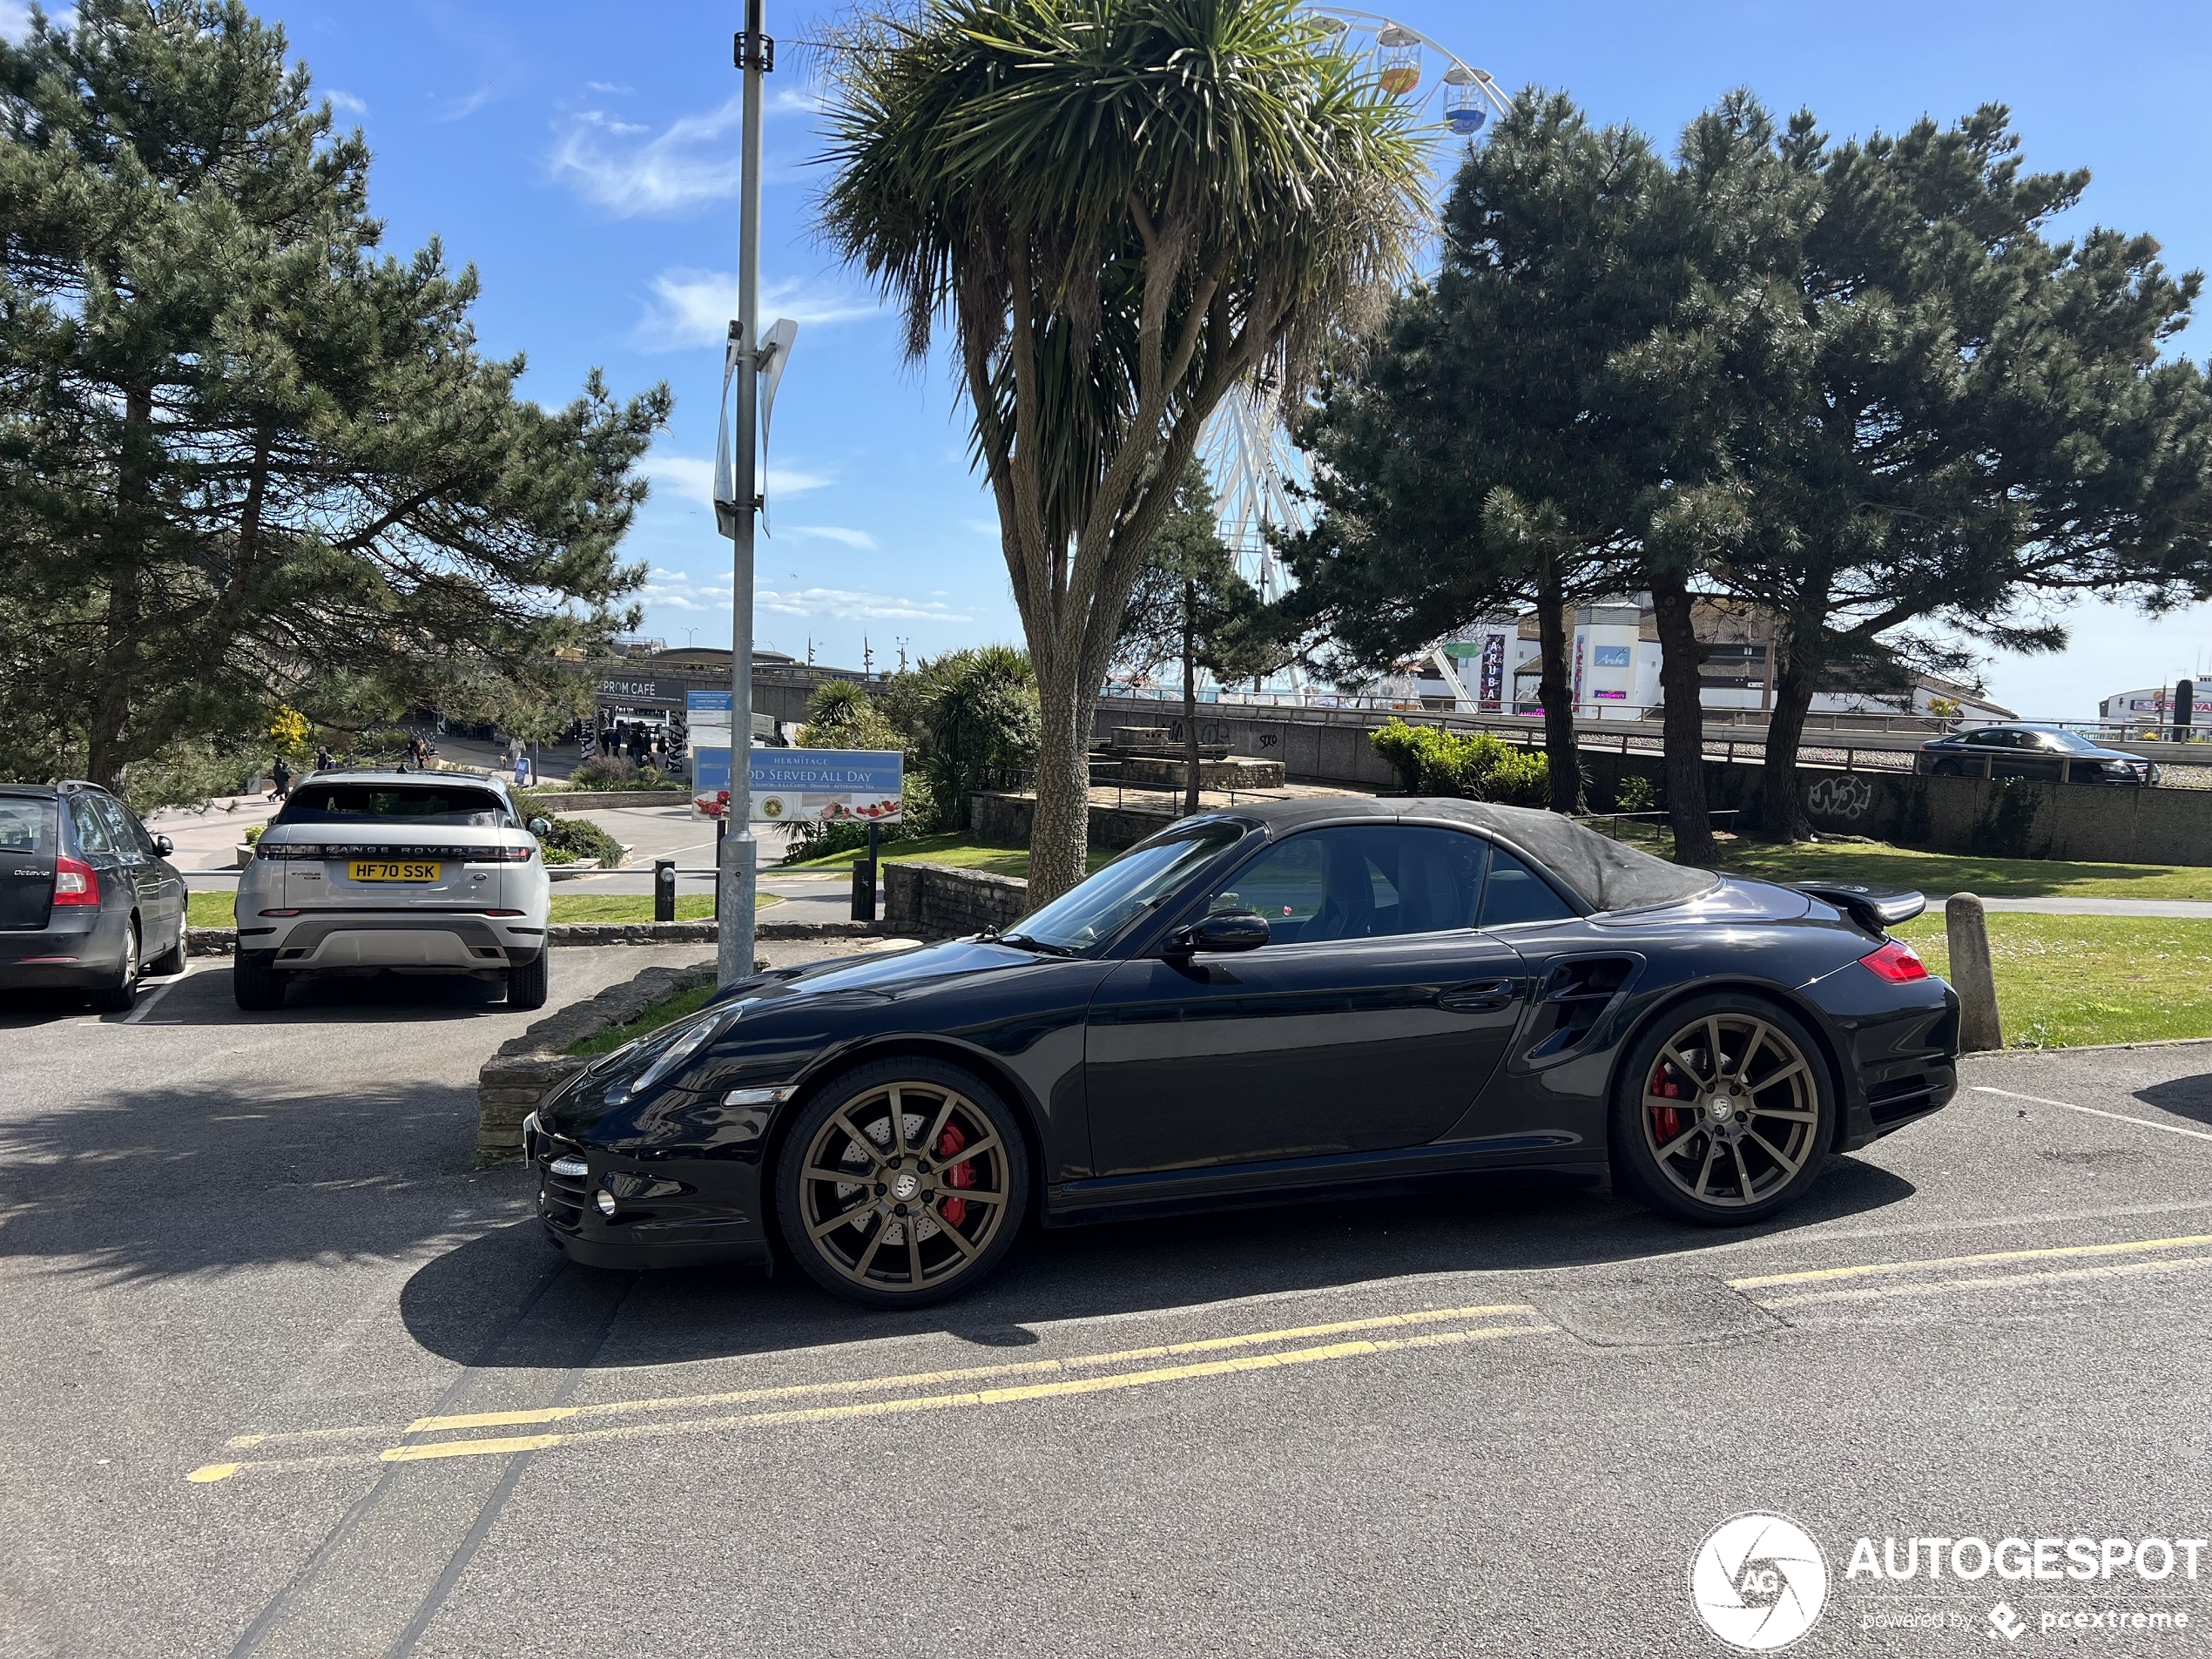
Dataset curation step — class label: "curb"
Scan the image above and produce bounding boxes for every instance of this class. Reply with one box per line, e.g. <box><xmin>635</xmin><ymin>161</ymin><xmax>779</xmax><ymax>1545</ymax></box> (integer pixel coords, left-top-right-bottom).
<box><xmin>185</xmin><ymin>917</ymin><xmax>884</xmax><ymax>956</ymax></box>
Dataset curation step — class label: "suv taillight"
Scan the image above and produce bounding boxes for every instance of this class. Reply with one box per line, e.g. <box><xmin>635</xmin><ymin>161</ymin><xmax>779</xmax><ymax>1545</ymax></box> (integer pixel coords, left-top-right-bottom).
<box><xmin>1858</xmin><ymin>940</ymin><xmax>1929</xmax><ymax>982</ymax></box>
<box><xmin>54</xmin><ymin>853</ymin><xmax>99</xmax><ymax>906</ymax></box>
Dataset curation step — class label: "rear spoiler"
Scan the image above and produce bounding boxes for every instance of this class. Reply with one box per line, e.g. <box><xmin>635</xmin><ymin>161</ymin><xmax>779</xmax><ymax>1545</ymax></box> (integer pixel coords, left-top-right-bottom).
<box><xmin>1795</xmin><ymin>881</ymin><xmax>1925</xmax><ymax>933</ymax></box>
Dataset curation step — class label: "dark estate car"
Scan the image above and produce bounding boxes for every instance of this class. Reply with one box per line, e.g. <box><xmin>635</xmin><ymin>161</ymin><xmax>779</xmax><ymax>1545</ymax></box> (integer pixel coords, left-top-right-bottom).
<box><xmin>1918</xmin><ymin>723</ymin><xmax>2158</xmax><ymax>786</ymax></box>
<box><xmin>528</xmin><ymin>799</ymin><xmax>1960</xmax><ymax>1307</ymax></box>
<box><xmin>0</xmin><ymin>782</ymin><xmax>190</xmax><ymax>1010</ymax></box>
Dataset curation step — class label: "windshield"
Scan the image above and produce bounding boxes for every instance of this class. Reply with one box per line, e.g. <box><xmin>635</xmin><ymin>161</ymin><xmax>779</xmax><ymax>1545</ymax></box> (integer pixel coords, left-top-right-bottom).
<box><xmin>1010</xmin><ymin>823</ymin><xmax>1245</xmax><ymax>951</ymax></box>
<box><xmin>276</xmin><ymin>783</ymin><xmax>513</xmax><ymax>827</ymax></box>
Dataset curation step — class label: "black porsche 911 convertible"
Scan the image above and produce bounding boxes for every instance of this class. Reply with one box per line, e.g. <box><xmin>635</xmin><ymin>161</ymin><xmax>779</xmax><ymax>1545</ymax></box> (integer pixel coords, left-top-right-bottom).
<box><xmin>528</xmin><ymin>799</ymin><xmax>1959</xmax><ymax>1307</ymax></box>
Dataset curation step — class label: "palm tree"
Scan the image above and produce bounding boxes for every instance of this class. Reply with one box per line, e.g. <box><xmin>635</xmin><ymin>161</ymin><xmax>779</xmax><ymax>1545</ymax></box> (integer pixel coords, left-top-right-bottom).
<box><xmin>819</xmin><ymin>0</ymin><xmax>1428</xmax><ymax>903</ymax></box>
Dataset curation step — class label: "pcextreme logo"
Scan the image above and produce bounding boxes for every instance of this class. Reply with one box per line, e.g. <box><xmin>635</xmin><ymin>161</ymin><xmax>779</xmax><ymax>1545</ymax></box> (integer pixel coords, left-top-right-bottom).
<box><xmin>1689</xmin><ymin>1513</ymin><xmax>1832</xmax><ymax>1652</ymax></box>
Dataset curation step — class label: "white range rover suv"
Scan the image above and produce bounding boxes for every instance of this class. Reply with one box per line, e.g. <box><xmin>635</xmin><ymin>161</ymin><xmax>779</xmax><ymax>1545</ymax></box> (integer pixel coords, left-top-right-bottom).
<box><xmin>234</xmin><ymin>772</ymin><xmax>553</xmax><ymax>1011</ymax></box>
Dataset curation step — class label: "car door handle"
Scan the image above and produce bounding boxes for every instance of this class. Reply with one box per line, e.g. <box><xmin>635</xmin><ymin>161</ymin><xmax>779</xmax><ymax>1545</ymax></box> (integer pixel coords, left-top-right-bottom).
<box><xmin>1439</xmin><ymin>977</ymin><xmax>1516</xmax><ymax>1013</ymax></box>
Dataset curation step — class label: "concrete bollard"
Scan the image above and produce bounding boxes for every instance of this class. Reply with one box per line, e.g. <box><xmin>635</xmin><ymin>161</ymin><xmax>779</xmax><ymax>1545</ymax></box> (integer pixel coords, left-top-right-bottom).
<box><xmin>1946</xmin><ymin>892</ymin><xmax>2003</xmax><ymax>1052</ymax></box>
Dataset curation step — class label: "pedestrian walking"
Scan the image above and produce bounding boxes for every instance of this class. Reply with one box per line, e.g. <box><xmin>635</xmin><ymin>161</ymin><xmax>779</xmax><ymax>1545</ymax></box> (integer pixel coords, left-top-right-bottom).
<box><xmin>270</xmin><ymin>755</ymin><xmax>293</xmax><ymax>800</ymax></box>
<box><xmin>314</xmin><ymin>744</ymin><xmax>334</xmax><ymax>771</ymax></box>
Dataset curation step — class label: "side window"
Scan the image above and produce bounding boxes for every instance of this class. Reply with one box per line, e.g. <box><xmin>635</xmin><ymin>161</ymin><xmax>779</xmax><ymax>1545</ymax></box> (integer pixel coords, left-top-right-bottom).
<box><xmin>1205</xmin><ymin>826</ymin><xmax>1487</xmax><ymax>943</ymax></box>
<box><xmin>92</xmin><ymin>795</ymin><xmax>149</xmax><ymax>861</ymax></box>
<box><xmin>68</xmin><ymin>795</ymin><xmax>115</xmax><ymax>856</ymax></box>
<box><xmin>1480</xmin><ymin>846</ymin><xmax>1575</xmax><ymax>928</ymax></box>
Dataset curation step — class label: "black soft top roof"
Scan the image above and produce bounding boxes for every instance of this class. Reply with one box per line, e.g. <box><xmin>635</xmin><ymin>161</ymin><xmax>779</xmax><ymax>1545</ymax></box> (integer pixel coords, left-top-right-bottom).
<box><xmin>1208</xmin><ymin>797</ymin><xmax>1720</xmax><ymax>914</ymax></box>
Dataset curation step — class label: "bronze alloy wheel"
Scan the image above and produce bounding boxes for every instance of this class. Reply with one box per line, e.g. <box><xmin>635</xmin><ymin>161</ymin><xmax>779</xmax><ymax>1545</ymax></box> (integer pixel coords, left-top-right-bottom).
<box><xmin>785</xmin><ymin>1069</ymin><xmax>1022</xmax><ymax>1302</ymax></box>
<box><xmin>1637</xmin><ymin>1008</ymin><xmax>1824</xmax><ymax>1212</ymax></box>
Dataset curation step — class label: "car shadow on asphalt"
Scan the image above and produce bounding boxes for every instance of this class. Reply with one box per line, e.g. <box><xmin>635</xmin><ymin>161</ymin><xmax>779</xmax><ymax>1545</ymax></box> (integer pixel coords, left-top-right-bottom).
<box><xmin>135</xmin><ymin>962</ymin><xmax>515</xmax><ymax>1024</ymax></box>
<box><xmin>2133</xmin><ymin>1073</ymin><xmax>2212</xmax><ymax>1128</ymax></box>
<box><xmin>396</xmin><ymin>1154</ymin><xmax>1919</xmax><ymax>1372</ymax></box>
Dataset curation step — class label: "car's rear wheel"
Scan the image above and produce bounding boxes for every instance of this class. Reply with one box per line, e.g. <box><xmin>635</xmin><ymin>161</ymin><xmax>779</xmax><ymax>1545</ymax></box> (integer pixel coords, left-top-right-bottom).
<box><xmin>1931</xmin><ymin>759</ymin><xmax>1961</xmax><ymax>777</ymax></box>
<box><xmin>233</xmin><ymin>950</ymin><xmax>286</xmax><ymax>1011</ymax></box>
<box><xmin>1611</xmin><ymin>994</ymin><xmax>1834</xmax><ymax>1225</ymax></box>
<box><xmin>147</xmin><ymin>918</ymin><xmax>186</xmax><ymax>976</ymax></box>
<box><xmin>775</xmin><ymin>1058</ymin><xmax>1028</xmax><ymax>1308</ymax></box>
<box><xmin>86</xmin><ymin>918</ymin><xmax>140</xmax><ymax>1013</ymax></box>
<box><xmin>506</xmin><ymin>950</ymin><xmax>550</xmax><ymax>1010</ymax></box>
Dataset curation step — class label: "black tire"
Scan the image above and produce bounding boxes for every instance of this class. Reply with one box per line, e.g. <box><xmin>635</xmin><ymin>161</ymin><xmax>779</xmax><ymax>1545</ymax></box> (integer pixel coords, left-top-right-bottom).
<box><xmin>1931</xmin><ymin>759</ymin><xmax>1960</xmax><ymax>777</ymax></box>
<box><xmin>147</xmin><ymin>922</ymin><xmax>187</xmax><ymax>977</ymax></box>
<box><xmin>233</xmin><ymin>950</ymin><xmax>286</xmax><ymax>1012</ymax></box>
<box><xmin>85</xmin><ymin>918</ymin><xmax>140</xmax><ymax>1014</ymax></box>
<box><xmin>774</xmin><ymin>1056</ymin><xmax>1030</xmax><ymax>1309</ymax></box>
<box><xmin>1610</xmin><ymin>991</ymin><xmax>1835</xmax><ymax>1227</ymax></box>
<box><xmin>506</xmin><ymin>950</ymin><xmax>550</xmax><ymax>1010</ymax></box>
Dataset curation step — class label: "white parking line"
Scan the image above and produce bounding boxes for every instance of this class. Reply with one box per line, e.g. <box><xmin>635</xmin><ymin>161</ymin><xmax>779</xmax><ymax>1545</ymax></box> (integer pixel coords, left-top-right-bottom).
<box><xmin>120</xmin><ymin>961</ymin><xmax>207</xmax><ymax>1025</ymax></box>
<box><xmin>1972</xmin><ymin>1084</ymin><xmax>2212</xmax><ymax>1143</ymax></box>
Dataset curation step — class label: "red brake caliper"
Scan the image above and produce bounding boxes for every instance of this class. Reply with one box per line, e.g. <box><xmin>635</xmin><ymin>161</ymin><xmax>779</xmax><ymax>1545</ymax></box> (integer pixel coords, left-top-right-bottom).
<box><xmin>1649</xmin><ymin>1062</ymin><xmax>1684</xmax><ymax>1143</ymax></box>
<box><xmin>937</xmin><ymin>1123</ymin><xmax>974</xmax><ymax>1227</ymax></box>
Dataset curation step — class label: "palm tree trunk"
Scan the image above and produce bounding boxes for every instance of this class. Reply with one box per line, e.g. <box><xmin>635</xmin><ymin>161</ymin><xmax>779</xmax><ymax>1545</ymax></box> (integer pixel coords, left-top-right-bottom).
<box><xmin>1534</xmin><ymin>562</ymin><xmax>1584</xmax><ymax>815</ymax></box>
<box><xmin>1649</xmin><ymin>575</ymin><xmax>1716</xmax><ymax>867</ymax></box>
<box><xmin>1182</xmin><ymin>578</ymin><xmax>1200</xmax><ymax>818</ymax></box>
<box><xmin>1028</xmin><ymin>649</ymin><xmax>1091</xmax><ymax>908</ymax></box>
<box><xmin>1760</xmin><ymin>644</ymin><xmax>1818</xmax><ymax>842</ymax></box>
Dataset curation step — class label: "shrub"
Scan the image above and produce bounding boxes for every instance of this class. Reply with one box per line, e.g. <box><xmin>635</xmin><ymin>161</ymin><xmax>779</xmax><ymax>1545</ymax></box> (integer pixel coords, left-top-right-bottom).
<box><xmin>1369</xmin><ymin>718</ymin><xmax>1550</xmax><ymax>806</ymax></box>
<box><xmin>533</xmin><ymin>814</ymin><xmax>624</xmax><ymax>867</ymax></box>
<box><xmin>1617</xmin><ymin>774</ymin><xmax>1659</xmax><ymax>814</ymax></box>
<box><xmin>243</xmin><ymin>823</ymin><xmax>266</xmax><ymax>846</ymax></box>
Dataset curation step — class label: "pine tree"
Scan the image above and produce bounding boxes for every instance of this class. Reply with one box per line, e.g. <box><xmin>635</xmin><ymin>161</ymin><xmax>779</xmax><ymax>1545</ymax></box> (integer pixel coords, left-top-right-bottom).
<box><xmin>0</xmin><ymin>0</ymin><xmax>670</xmax><ymax>790</ymax></box>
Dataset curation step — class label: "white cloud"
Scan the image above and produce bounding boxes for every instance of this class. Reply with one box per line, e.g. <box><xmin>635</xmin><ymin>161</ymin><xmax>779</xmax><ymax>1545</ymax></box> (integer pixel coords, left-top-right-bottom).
<box><xmin>434</xmin><ymin>82</ymin><xmax>495</xmax><ymax>124</ymax></box>
<box><xmin>633</xmin><ymin>268</ymin><xmax>880</xmax><ymax>352</ymax></box>
<box><xmin>644</xmin><ymin>453</ymin><xmax>833</xmax><ymax>509</ymax></box>
<box><xmin>585</xmin><ymin>80</ymin><xmax>634</xmax><ymax>95</ymax></box>
<box><xmin>781</xmin><ymin>525</ymin><xmax>877</xmax><ymax>550</ymax></box>
<box><xmin>325</xmin><ymin>89</ymin><xmax>368</xmax><ymax>116</ymax></box>
<box><xmin>758</xmin><ymin>588</ymin><xmax>974</xmax><ymax>624</ymax></box>
<box><xmin>548</xmin><ymin>88</ymin><xmax>817</xmax><ymax>216</ymax></box>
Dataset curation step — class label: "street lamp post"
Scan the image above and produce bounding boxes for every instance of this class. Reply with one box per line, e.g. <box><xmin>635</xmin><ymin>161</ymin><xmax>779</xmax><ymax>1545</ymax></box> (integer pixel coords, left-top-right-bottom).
<box><xmin>716</xmin><ymin>0</ymin><xmax>772</xmax><ymax>985</ymax></box>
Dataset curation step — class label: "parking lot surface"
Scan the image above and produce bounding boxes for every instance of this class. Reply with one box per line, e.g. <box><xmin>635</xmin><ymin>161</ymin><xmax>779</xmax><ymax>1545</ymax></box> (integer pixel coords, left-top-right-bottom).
<box><xmin>4</xmin><ymin>961</ymin><xmax>2210</xmax><ymax>1656</ymax></box>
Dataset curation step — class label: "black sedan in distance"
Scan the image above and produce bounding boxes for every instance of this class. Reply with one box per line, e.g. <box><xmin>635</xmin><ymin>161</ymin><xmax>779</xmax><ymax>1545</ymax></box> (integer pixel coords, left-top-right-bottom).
<box><xmin>1918</xmin><ymin>723</ymin><xmax>2158</xmax><ymax>785</ymax></box>
<box><xmin>529</xmin><ymin>799</ymin><xmax>1959</xmax><ymax>1308</ymax></box>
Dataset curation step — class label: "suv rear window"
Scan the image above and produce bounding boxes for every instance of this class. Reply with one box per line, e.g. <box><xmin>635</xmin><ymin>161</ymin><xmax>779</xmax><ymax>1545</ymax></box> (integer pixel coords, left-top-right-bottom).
<box><xmin>276</xmin><ymin>784</ymin><xmax>512</xmax><ymax>827</ymax></box>
<box><xmin>0</xmin><ymin>798</ymin><xmax>56</xmax><ymax>857</ymax></box>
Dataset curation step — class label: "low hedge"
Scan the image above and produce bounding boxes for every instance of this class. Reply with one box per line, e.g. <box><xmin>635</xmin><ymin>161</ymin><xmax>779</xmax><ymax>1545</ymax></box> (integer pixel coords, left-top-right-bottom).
<box><xmin>1370</xmin><ymin>718</ymin><xmax>1549</xmax><ymax>806</ymax></box>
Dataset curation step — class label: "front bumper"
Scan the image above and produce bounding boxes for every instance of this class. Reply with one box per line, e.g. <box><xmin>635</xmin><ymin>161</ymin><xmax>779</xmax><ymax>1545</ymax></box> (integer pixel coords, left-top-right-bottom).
<box><xmin>525</xmin><ymin>1113</ymin><xmax>772</xmax><ymax>1270</ymax></box>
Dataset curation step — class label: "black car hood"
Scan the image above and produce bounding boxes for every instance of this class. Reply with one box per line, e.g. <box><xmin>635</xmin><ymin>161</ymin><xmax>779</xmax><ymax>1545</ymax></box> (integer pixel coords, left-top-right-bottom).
<box><xmin>712</xmin><ymin>935</ymin><xmax>1050</xmax><ymax>1008</ymax></box>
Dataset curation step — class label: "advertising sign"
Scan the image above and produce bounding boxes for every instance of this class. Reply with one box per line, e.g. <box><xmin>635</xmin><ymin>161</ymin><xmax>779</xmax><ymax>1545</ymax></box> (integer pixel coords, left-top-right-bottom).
<box><xmin>749</xmin><ymin>749</ymin><xmax>903</xmax><ymax>826</ymax></box>
<box><xmin>1478</xmin><ymin>633</ymin><xmax>1506</xmax><ymax>707</ymax></box>
<box><xmin>686</xmin><ymin>690</ymin><xmax>733</xmax><ymax>819</ymax></box>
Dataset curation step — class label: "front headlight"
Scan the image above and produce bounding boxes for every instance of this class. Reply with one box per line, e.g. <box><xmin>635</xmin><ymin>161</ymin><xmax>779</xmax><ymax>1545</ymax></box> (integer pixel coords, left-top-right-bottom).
<box><xmin>604</xmin><ymin>1002</ymin><xmax>743</xmax><ymax>1103</ymax></box>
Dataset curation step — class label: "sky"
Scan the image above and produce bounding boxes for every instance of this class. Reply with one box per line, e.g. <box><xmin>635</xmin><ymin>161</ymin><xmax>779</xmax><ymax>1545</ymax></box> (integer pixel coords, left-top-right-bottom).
<box><xmin>14</xmin><ymin>0</ymin><xmax>2212</xmax><ymax>716</ymax></box>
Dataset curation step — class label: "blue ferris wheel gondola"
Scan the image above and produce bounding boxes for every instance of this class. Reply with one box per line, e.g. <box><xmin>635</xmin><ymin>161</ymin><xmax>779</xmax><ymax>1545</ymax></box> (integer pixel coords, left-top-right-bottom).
<box><xmin>1444</xmin><ymin>66</ymin><xmax>1487</xmax><ymax>136</ymax></box>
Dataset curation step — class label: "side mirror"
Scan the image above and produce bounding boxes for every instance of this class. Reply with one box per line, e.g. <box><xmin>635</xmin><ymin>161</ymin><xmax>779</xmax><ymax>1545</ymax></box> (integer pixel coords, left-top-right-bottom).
<box><xmin>1166</xmin><ymin>910</ymin><xmax>1271</xmax><ymax>959</ymax></box>
<box><xmin>527</xmin><ymin>817</ymin><xmax>552</xmax><ymax>837</ymax></box>
<box><xmin>153</xmin><ymin>834</ymin><xmax>174</xmax><ymax>857</ymax></box>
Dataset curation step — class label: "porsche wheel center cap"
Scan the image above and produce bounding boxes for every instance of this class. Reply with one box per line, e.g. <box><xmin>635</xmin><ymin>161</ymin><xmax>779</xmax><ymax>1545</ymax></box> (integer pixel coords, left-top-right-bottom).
<box><xmin>891</xmin><ymin>1172</ymin><xmax>921</xmax><ymax>1202</ymax></box>
<box><xmin>1708</xmin><ymin>1096</ymin><xmax>1735</xmax><ymax>1122</ymax></box>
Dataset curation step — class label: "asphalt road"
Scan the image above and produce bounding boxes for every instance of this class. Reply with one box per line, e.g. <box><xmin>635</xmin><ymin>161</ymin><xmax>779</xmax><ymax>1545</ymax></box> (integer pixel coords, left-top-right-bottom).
<box><xmin>5</xmin><ymin>957</ymin><xmax>2212</xmax><ymax>1657</ymax></box>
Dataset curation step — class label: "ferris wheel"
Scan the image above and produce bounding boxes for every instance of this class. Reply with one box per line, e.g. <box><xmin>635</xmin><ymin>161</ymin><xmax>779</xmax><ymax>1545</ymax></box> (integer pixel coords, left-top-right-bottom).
<box><xmin>1198</xmin><ymin>8</ymin><xmax>1507</xmax><ymax>700</ymax></box>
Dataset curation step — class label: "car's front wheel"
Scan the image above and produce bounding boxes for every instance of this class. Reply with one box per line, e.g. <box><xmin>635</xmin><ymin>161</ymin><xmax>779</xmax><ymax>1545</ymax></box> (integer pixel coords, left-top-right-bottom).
<box><xmin>1611</xmin><ymin>994</ymin><xmax>1835</xmax><ymax>1225</ymax></box>
<box><xmin>775</xmin><ymin>1058</ymin><xmax>1028</xmax><ymax>1308</ymax></box>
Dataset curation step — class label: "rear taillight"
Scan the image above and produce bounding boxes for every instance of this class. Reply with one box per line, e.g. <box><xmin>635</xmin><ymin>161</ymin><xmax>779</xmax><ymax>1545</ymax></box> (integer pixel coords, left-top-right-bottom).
<box><xmin>1858</xmin><ymin>940</ymin><xmax>1929</xmax><ymax>982</ymax></box>
<box><xmin>466</xmin><ymin>846</ymin><xmax>536</xmax><ymax>863</ymax></box>
<box><xmin>53</xmin><ymin>853</ymin><xmax>99</xmax><ymax>906</ymax></box>
<box><xmin>254</xmin><ymin>842</ymin><xmax>325</xmax><ymax>860</ymax></box>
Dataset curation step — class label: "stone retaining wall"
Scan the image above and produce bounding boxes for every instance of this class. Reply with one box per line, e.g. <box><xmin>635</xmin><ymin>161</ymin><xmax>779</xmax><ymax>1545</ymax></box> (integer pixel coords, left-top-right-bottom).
<box><xmin>476</xmin><ymin>960</ymin><xmax>720</xmax><ymax>1164</ymax></box>
<box><xmin>519</xmin><ymin>788</ymin><xmax>688</xmax><ymax>810</ymax></box>
<box><xmin>969</xmin><ymin>790</ymin><xmax>1177</xmax><ymax>853</ymax></box>
<box><xmin>883</xmin><ymin>861</ymin><xmax>1028</xmax><ymax>941</ymax></box>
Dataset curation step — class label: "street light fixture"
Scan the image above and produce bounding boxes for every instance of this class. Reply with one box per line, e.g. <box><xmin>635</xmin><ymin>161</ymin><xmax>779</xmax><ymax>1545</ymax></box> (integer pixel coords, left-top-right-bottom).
<box><xmin>711</xmin><ymin>0</ymin><xmax>799</xmax><ymax>987</ymax></box>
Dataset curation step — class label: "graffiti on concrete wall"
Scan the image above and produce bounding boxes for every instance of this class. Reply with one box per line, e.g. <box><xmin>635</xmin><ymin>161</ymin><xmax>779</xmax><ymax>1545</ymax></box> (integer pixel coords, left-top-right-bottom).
<box><xmin>1805</xmin><ymin>774</ymin><xmax>1874</xmax><ymax>821</ymax></box>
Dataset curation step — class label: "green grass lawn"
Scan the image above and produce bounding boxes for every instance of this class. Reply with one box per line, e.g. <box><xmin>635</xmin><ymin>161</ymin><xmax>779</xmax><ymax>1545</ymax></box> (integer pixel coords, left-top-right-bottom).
<box><xmin>566</xmin><ymin>983</ymin><xmax>717</xmax><ymax>1056</ymax></box>
<box><xmin>782</xmin><ymin>833</ymin><xmax>1116</xmax><ymax>880</ymax></box>
<box><xmin>1683</xmin><ymin>836</ymin><xmax>2212</xmax><ymax>902</ymax></box>
<box><xmin>188</xmin><ymin>890</ymin><xmax>778</xmax><ymax>927</ymax></box>
<box><xmin>1894</xmin><ymin>911</ymin><xmax>2212</xmax><ymax>1049</ymax></box>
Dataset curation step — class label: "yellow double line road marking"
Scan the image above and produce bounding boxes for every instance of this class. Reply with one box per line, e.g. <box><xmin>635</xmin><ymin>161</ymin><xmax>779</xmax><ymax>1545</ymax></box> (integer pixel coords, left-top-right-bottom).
<box><xmin>1730</xmin><ymin>1231</ymin><xmax>2212</xmax><ymax>1309</ymax></box>
<box><xmin>188</xmin><ymin>1304</ymin><xmax>1553</xmax><ymax>1484</ymax></box>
